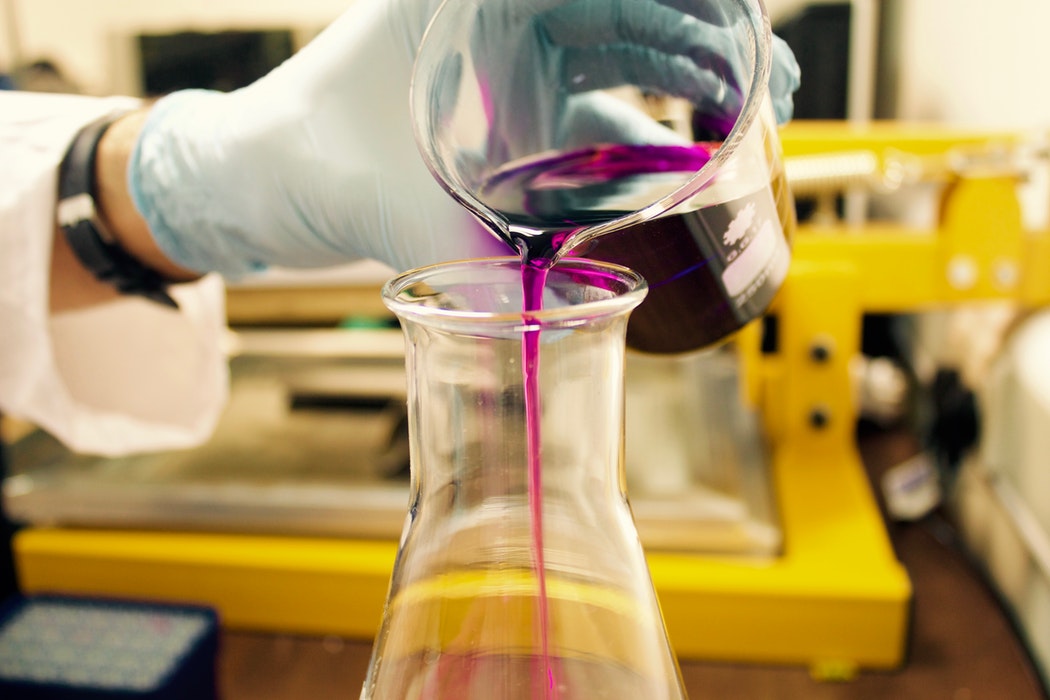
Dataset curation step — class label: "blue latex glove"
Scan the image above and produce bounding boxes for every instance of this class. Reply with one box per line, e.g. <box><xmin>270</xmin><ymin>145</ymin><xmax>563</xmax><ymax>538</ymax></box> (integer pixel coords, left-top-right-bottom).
<box><xmin>130</xmin><ymin>0</ymin><xmax>504</xmax><ymax>279</ymax></box>
<box><xmin>130</xmin><ymin>0</ymin><xmax>800</xmax><ymax>279</ymax></box>
<box><xmin>416</xmin><ymin>0</ymin><xmax>800</xmax><ymax>163</ymax></box>
<box><xmin>413</xmin><ymin>0</ymin><xmax>800</xmax><ymax>243</ymax></box>
<box><xmin>535</xmin><ymin>0</ymin><xmax>802</xmax><ymax>125</ymax></box>
<box><xmin>769</xmin><ymin>35</ymin><xmax>803</xmax><ymax>124</ymax></box>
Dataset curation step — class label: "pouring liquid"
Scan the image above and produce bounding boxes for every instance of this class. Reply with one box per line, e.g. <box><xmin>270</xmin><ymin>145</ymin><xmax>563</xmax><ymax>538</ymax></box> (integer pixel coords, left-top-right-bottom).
<box><xmin>520</xmin><ymin>263</ymin><xmax>556</xmax><ymax>698</ymax></box>
<box><xmin>503</xmin><ymin>143</ymin><xmax>724</xmax><ymax>699</ymax></box>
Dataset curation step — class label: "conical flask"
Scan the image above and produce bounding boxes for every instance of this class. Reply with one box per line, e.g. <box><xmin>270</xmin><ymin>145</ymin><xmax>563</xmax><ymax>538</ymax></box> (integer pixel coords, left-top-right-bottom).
<box><xmin>363</xmin><ymin>257</ymin><xmax>688</xmax><ymax>699</ymax></box>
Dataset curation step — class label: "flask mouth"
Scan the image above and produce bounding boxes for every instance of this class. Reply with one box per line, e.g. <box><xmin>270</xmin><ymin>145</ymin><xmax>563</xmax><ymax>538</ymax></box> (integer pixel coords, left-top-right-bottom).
<box><xmin>382</xmin><ymin>257</ymin><xmax>648</xmax><ymax>334</ymax></box>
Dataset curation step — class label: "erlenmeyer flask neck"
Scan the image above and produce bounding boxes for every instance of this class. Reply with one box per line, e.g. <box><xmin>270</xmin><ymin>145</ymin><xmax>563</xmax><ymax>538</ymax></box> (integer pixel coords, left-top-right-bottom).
<box><xmin>387</xmin><ymin>257</ymin><xmax>646</xmax><ymax>573</ymax></box>
<box><xmin>363</xmin><ymin>258</ymin><xmax>686</xmax><ymax>700</ymax></box>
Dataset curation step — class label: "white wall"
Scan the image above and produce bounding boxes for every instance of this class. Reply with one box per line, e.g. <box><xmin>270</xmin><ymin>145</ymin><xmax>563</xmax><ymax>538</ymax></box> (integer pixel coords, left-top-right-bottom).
<box><xmin>0</xmin><ymin>0</ymin><xmax>350</xmax><ymax>95</ymax></box>
<box><xmin>4</xmin><ymin>0</ymin><xmax>1050</xmax><ymax>130</ymax></box>
<box><xmin>889</xmin><ymin>0</ymin><xmax>1050</xmax><ymax>129</ymax></box>
<box><xmin>771</xmin><ymin>0</ymin><xmax>1050</xmax><ymax>129</ymax></box>
<box><xmin>0</xmin><ymin>0</ymin><xmax>842</xmax><ymax>96</ymax></box>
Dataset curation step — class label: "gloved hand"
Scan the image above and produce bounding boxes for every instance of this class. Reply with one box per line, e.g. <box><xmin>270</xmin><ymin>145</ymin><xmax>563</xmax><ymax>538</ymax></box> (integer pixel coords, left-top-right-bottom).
<box><xmin>769</xmin><ymin>35</ymin><xmax>803</xmax><ymax>125</ymax></box>
<box><xmin>130</xmin><ymin>0</ymin><xmax>506</xmax><ymax>279</ymax></box>
<box><xmin>130</xmin><ymin>0</ymin><xmax>800</xmax><ymax>279</ymax></box>
<box><xmin>413</xmin><ymin>0</ymin><xmax>800</xmax><ymax>253</ymax></box>
<box><xmin>416</xmin><ymin>0</ymin><xmax>801</xmax><ymax>164</ymax></box>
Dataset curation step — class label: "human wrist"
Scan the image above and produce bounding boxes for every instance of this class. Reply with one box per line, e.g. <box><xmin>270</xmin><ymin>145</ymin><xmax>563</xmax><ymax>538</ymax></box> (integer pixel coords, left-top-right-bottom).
<box><xmin>94</xmin><ymin>108</ymin><xmax>201</xmax><ymax>283</ymax></box>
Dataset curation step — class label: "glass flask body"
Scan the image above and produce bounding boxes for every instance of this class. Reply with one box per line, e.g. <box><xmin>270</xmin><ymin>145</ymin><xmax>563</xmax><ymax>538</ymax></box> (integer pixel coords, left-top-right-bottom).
<box><xmin>364</xmin><ymin>258</ymin><xmax>687</xmax><ymax>700</ymax></box>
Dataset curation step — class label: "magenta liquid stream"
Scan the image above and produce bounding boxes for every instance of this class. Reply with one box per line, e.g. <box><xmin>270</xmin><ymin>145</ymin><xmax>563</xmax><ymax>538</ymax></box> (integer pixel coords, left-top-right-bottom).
<box><xmin>521</xmin><ymin>261</ymin><xmax>557</xmax><ymax>699</ymax></box>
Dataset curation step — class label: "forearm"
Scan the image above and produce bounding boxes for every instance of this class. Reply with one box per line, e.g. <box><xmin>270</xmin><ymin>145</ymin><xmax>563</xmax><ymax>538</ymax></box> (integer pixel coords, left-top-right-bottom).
<box><xmin>1</xmin><ymin>91</ymin><xmax>230</xmax><ymax>455</ymax></box>
<box><xmin>50</xmin><ymin>108</ymin><xmax>200</xmax><ymax>313</ymax></box>
<box><xmin>49</xmin><ymin>222</ymin><xmax>120</xmax><ymax>311</ymax></box>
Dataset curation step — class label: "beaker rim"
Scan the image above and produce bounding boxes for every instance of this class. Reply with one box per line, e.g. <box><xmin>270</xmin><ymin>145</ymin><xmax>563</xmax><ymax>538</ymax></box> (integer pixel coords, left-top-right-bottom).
<box><xmin>381</xmin><ymin>256</ymin><xmax>648</xmax><ymax>331</ymax></box>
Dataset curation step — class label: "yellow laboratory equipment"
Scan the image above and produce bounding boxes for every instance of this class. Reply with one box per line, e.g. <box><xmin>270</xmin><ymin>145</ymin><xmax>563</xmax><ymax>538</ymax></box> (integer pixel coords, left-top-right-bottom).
<box><xmin>7</xmin><ymin>121</ymin><xmax>1050</xmax><ymax>680</ymax></box>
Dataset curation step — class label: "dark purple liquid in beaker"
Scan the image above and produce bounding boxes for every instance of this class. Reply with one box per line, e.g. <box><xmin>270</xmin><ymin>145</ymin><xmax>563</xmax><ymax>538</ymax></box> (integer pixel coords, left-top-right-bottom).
<box><xmin>586</xmin><ymin>175</ymin><xmax>793</xmax><ymax>353</ymax></box>
<box><xmin>482</xmin><ymin>142</ymin><xmax>794</xmax><ymax>353</ymax></box>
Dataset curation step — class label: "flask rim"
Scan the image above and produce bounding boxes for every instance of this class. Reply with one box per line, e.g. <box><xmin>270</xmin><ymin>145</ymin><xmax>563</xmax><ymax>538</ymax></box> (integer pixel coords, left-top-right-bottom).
<box><xmin>381</xmin><ymin>256</ymin><xmax>648</xmax><ymax>331</ymax></box>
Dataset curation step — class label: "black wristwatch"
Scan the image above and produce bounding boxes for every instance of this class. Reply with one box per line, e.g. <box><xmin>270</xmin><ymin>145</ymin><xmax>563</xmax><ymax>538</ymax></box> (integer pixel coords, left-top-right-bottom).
<box><xmin>56</xmin><ymin>112</ymin><xmax>178</xmax><ymax>309</ymax></box>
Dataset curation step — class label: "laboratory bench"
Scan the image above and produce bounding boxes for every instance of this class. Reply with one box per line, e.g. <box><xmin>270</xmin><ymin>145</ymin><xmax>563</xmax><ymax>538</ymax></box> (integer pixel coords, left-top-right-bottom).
<box><xmin>212</xmin><ymin>425</ymin><xmax>1047</xmax><ymax>700</ymax></box>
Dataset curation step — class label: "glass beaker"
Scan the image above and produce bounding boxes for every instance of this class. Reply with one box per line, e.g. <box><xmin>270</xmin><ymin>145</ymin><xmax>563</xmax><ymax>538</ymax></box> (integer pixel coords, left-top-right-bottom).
<box><xmin>362</xmin><ymin>258</ymin><xmax>687</xmax><ymax>699</ymax></box>
<box><xmin>412</xmin><ymin>0</ymin><xmax>795</xmax><ymax>354</ymax></box>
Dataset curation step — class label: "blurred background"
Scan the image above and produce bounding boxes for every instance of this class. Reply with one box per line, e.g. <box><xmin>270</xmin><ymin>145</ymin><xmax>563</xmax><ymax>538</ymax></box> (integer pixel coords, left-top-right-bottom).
<box><xmin>4</xmin><ymin>0</ymin><xmax>1050</xmax><ymax>128</ymax></box>
<box><xmin>4</xmin><ymin>1</ymin><xmax>1050</xmax><ymax>698</ymax></box>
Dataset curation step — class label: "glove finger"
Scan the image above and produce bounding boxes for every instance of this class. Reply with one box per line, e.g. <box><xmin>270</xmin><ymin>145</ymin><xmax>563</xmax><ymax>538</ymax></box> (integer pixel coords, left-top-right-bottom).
<box><xmin>559</xmin><ymin>91</ymin><xmax>689</xmax><ymax>150</ymax></box>
<box><xmin>543</xmin><ymin>2</ymin><xmax>741</xmax><ymax>64</ymax></box>
<box><xmin>769</xmin><ymin>34</ymin><xmax>801</xmax><ymax>124</ymax></box>
<box><xmin>541</xmin><ymin>0</ymin><xmax>691</xmax><ymax>47</ymax></box>
<box><xmin>654</xmin><ymin>0</ymin><xmax>736</xmax><ymax>26</ymax></box>
<box><xmin>500</xmin><ymin>0</ymin><xmax>727</xmax><ymax>26</ymax></box>
<box><xmin>542</xmin><ymin>0</ymin><xmax>748</xmax><ymax>88</ymax></box>
<box><xmin>560</xmin><ymin>45</ymin><xmax>742</xmax><ymax>122</ymax></box>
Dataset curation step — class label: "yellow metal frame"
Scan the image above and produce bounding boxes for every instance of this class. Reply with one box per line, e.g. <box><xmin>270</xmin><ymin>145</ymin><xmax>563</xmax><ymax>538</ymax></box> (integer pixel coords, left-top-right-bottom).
<box><xmin>14</xmin><ymin>122</ymin><xmax>1050</xmax><ymax>677</ymax></box>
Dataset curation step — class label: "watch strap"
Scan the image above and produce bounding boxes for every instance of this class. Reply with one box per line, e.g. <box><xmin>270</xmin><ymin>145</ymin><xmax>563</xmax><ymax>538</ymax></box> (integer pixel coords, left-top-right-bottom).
<box><xmin>57</xmin><ymin>113</ymin><xmax>178</xmax><ymax>309</ymax></box>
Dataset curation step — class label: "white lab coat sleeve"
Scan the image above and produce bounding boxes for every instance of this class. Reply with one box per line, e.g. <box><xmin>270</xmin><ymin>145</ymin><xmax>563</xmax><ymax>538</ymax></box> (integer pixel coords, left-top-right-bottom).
<box><xmin>0</xmin><ymin>91</ymin><xmax>229</xmax><ymax>457</ymax></box>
